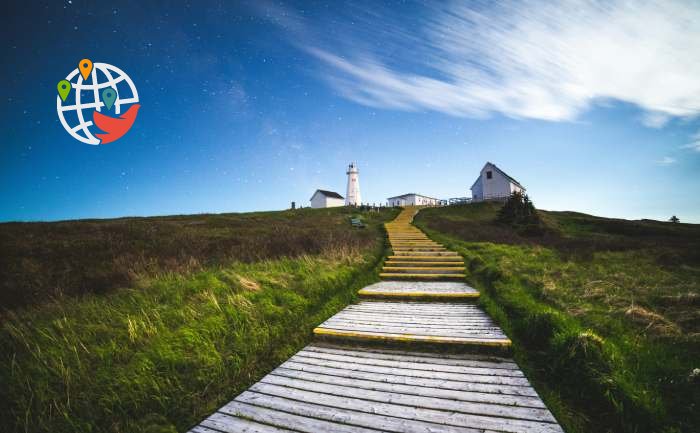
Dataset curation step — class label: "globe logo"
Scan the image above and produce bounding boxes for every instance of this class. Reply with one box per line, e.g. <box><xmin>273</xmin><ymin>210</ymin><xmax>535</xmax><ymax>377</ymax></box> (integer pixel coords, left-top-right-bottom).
<box><xmin>56</xmin><ymin>59</ymin><xmax>140</xmax><ymax>145</ymax></box>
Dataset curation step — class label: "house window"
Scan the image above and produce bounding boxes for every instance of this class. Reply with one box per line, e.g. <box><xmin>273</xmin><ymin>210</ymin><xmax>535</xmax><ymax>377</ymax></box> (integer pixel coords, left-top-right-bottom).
<box><xmin>486</xmin><ymin>171</ymin><xmax>493</xmax><ymax>179</ymax></box>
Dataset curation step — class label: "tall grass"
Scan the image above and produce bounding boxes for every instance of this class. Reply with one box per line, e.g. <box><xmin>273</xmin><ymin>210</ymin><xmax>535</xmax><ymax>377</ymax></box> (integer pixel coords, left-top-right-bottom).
<box><xmin>416</xmin><ymin>204</ymin><xmax>699</xmax><ymax>433</ymax></box>
<box><xmin>1</xmin><ymin>249</ymin><xmax>388</xmax><ymax>432</ymax></box>
<box><xmin>0</xmin><ymin>207</ymin><xmax>395</xmax><ymax>309</ymax></box>
<box><xmin>0</xmin><ymin>208</ymin><xmax>397</xmax><ymax>432</ymax></box>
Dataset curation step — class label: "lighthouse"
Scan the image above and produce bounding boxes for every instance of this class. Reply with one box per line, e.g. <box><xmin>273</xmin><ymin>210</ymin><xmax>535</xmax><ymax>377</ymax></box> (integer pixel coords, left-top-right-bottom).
<box><xmin>345</xmin><ymin>162</ymin><xmax>361</xmax><ymax>206</ymax></box>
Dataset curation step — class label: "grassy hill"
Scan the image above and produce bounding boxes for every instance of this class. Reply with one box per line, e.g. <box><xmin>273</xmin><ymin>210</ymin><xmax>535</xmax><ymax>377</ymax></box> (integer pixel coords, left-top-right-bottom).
<box><xmin>0</xmin><ymin>207</ymin><xmax>398</xmax><ymax>433</ymax></box>
<box><xmin>0</xmin><ymin>207</ymin><xmax>395</xmax><ymax>310</ymax></box>
<box><xmin>416</xmin><ymin>203</ymin><xmax>699</xmax><ymax>433</ymax></box>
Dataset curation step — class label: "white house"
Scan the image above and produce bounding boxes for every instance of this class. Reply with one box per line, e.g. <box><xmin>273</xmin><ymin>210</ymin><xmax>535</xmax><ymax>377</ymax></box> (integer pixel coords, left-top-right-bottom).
<box><xmin>310</xmin><ymin>190</ymin><xmax>345</xmax><ymax>208</ymax></box>
<box><xmin>387</xmin><ymin>193</ymin><xmax>441</xmax><ymax>207</ymax></box>
<box><xmin>470</xmin><ymin>162</ymin><xmax>525</xmax><ymax>202</ymax></box>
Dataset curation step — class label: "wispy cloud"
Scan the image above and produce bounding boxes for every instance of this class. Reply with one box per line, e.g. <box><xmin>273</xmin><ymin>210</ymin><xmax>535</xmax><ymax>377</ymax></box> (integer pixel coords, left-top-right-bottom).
<box><xmin>681</xmin><ymin>130</ymin><xmax>700</xmax><ymax>152</ymax></box>
<box><xmin>273</xmin><ymin>1</ymin><xmax>700</xmax><ymax>124</ymax></box>
<box><xmin>656</xmin><ymin>156</ymin><xmax>677</xmax><ymax>165</ymax></box>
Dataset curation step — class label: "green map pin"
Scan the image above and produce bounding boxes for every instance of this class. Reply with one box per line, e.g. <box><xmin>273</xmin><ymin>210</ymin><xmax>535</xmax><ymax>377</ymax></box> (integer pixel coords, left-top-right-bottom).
<box><xmin>57</xmin><ymin>80</ymin><xmax>71</xmax><ymax>102</ymax></box>
<box><xmin>101</xmin><ymin>87</ymin><xmax>117</xmax><ymax>110</ymax></box>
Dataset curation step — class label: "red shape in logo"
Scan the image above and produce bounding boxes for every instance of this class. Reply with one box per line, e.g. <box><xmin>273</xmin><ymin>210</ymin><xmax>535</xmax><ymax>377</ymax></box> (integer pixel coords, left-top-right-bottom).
<box><xmin>92</xmin><ymin>104</ymin><xmax>141</xmax><ymax>144</ymax></box>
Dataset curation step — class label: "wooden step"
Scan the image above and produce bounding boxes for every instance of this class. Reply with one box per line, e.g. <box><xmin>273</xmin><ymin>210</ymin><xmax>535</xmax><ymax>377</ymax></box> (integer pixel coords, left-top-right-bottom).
<box><xmin>388</xmin><ymin>255</ymin><xmax>463</xmax><ymax>261</ymax></box>
<box><xmin>314</xmin><ymin>301</ymin><xmax>511</xmax><ymax>348</ymax></box>
<box><xmin>380</xmin><ymin>273</ymin><xmax>465</xmax><ymax>280</ymax></box>
<box><xmin>385</xmin><ymin>261</ymin><xmax>465</xmax><ymax>267</ymax></box>
<box><xmin>359</xmin><ymin>281</ymin><xmax>479</xmax><ymax>300</ymax></box>
<box><xmin>393</xmin><ymin>245</ymin><xmax>447</xmax><ymax>249</ymax></box>
<box><xmin>390</xmin><ymin>241</ymin><xmax>445</xmax><ymax>248</ymax></box>
<box><xmin>389</xmin><ymin>236</ymin><xmax>434</xmax><ymax>242</ymax></box>
<box><xmin>393</xmin><ymin>248</ymin><xmax>449</xmax><ymax>252</ymax></box>
<box><xmin>392</xmin><ymin>251</ymin><xmax>460</xmax><ymax>256</ymax></box>
<box><xmin>382</xmin><ymin>267</ymin><xmax>465</xmax><ymax>274</ymax></box>
<box><xmin>188</xmin><ymin>343</ymin><xmax>569</xmax><ymax>433</ymax></box>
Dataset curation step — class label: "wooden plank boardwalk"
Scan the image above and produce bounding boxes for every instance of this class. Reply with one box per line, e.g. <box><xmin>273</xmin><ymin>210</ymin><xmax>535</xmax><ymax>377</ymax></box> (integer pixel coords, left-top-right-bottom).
<box><xmin>314</xmin><ymin>299</ymin><xmax>511</xmax><ymax>347</ymax></box>
<box><xmin>358</xmin><ymin>281</ymin><xmax>480</xmax><ymax>299</ymax></box>
<box><xmin>188</xmin><ymin>207</ymin><xmax>563</xmax><ymax>432</ymax></box>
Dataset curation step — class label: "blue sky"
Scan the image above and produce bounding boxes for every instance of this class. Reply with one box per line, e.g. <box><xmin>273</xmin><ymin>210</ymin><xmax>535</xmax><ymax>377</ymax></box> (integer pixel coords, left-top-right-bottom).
<box><xmin>2</xmin><ymin>0</ymin><xmax>700</xmax><ymax>222</ymax></box>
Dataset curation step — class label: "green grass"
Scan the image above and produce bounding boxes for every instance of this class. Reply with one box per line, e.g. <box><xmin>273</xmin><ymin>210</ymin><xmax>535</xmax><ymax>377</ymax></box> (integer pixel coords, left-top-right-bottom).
<box><xmin>0</xmin><ymin>207</ymin><xmax>397</xmax><ymax>432</ymax></box>
<box><xmin>0</xmin><ymin>207</ymin><xmax>394</xmax><ymax>309</ymax></box>
<box><xmin>415</xmin><ymin>203</ymin><xmax>699</xmax><ymax>433</ymax></box>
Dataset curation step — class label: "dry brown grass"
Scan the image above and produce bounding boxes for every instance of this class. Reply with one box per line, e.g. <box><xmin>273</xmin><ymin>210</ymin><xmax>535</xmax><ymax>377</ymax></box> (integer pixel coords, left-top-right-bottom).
<box><xmin>0</xmin><ymin>207</ymin><xmax>397</xmax><ymax>310</ymax></box>
<box><xmin>624</xmin><ymin>305</ymin><xmax>681</xmax><ymax>336</ymax></box>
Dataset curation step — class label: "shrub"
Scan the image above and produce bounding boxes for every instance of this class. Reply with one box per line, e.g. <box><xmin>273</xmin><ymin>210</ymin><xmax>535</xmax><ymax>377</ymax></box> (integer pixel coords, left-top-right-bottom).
<box><xmin>497</xmin><ymin>191</ymin><xmax>541</xmax><ymax>228</ymax></box>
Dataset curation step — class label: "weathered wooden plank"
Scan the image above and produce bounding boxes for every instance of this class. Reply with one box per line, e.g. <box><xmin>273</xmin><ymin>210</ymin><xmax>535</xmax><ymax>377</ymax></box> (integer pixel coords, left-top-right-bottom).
<box><xmin>229</xmin><ymin>392</ymin><xmax>486</xmax><ymax>433</ymax></box>
<box><xmin>257</xmin><ymin>375</ymin><xmax>555</xmax><ymax>422</ymax></box>
<box><xmin>218</xmin><ymin>400</ymin><xmax>384</xmax><ymax>433</ymax></box>
<box><xmin>322</xmin><ymin>320</ymin><xmax>498</xmax><ymax>331</ymax></box>
<box><xmin>340</xmin><ymin>310</ymin><xmax>487</xmax><ymax>319</ymax></box>
<box><xmin>379</xmin><ymin>273</ymin><xmax>466</xmax><ymax>279</ymax></box>
<box><xmin>329</xmin><ymin>312</ymin><xmax>496</xmax><ymax>325</ymax></box>
<box><xmin>360</xmin><ymin>290</ymin><xmax>477</xmax><ymax>298</ymax></box>
<box><xmin>278</xmin><ymin>362</ymin><xmax>538</xmax><ymax>397</ymax></box>
<box><xmin>304</xmin><ymin>344</ymin><xmax>519</xmax><ymax>370</ymax></box>
<box><xmin>340</xmin><ymin>302</ymin><xmax>482</xmax><ymax>309</ymax></box>
<box><xmin>314</xmin><ymin>325</ymin><xmax>508</xmax><ymax>339</ymax></box>
<box><xmin>343</xmin><ymin>306</ymin><xmax>482</xmax><ymax>314</ymax></box>
<box><xmin>339</xmin><ymin>311</ymin><xmax>488</xmax><ymax>320</ymax></box>
<box><xmin>296</xmin><ymin>349</ymin><xmax>524</xmax><ymax>377</ymax></box>
<box><xmin>345</xmin><ymin>301</ymin><xmax>481</xmax><ymax>309</ymax></box>
<box><xmin>324</xmin><ymin>313</ymin><xmax>498</xmax><ymax>323</ymax></box>
<box><xmin>322</xmin><ymin>317</ymin><xmax>499</xmax><ymax>328</ymax></box>
<box><xmin>338</xmin><ymin>307</ymin><xmax>488</xmax><ymax>315</ymax></box>
<box><xmin>286</xmin><ymin>356</ymin><xmax>528</xmax><ymax>386</ymax></box>
<box><xmin>198</xmin><ymin>411</ymin><xmax>296</xmax><ymax>433</ymax></box>
<box><xmin>237</xmin><ymin>386</ymin><xmax>563</xmax><ymax>433</ymax></box>
<box><xmin>314</xmin><ymin>327</ymin><xmax>512</xmax><ymax>347</ymax></box>
<box><xmin>315</xmin><ymin>323</ymin><xmax>508</xmax><ymax>338</ymax></box>
<box><xmin>189</xmin><ymin>425</ymin><xmax>226</xmax><ymax>433</ymax></box>
<box><xmin>360</xmin><ymin>282</ymin><xmax>476</xmax><ymax>293</ymax></box>
<box><xmin>338</xmin><ymin>312</ymin><xmax>483</xmax><ymax>320</ymax></box>
<box><xmin>334</xmin><ymin>305</ymin><xmax>485</xmax><ymax>313</ymax></box>
<box><xmin>270</xmin><ymin>367</ymin><xmax>546</xmax><ymax>408</ymax></box>
<box><xmin>329</xmin><ymin>310</ymin><xmax>488</xmax><ymax>319</ymax></box>
<box><xmin>387</xmin><ymin>255</ymin><xmax>463</xmax><ymax>261</ymax></box>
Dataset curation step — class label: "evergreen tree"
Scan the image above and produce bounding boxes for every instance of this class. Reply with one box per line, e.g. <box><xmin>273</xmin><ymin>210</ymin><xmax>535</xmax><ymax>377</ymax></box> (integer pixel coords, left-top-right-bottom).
<box><xmin>497</xmin><ymin>191</ymin><xmax>540</xmax><ymax>225</ymax></box>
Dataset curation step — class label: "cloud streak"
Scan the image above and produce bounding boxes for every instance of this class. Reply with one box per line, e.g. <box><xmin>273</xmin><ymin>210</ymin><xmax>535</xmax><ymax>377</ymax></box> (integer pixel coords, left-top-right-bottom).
<box><xmin>682</xmin><ymin>131</ymin><xmax>700</xmax><ymax>151</ymax></box>
<box><xmin>293</xmin><ymin>1</ymin><xmax>700</xmax><ymax>124</ymax></box>
<box><xmin>655</xmin><ymin>156</ymin><xmax>677</xmax><ymax>165</ymax></box>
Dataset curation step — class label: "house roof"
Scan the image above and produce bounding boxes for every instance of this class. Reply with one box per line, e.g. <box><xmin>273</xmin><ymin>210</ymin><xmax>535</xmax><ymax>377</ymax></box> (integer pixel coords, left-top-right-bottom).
<box><xmin>470</xmin><ymin>162</ymin><xmax>525</xmax><ymax>190</ymax></box>
<box><xmin>311</xmin><ymin>189</ymin><xmax>344</xmax><ymax>200</ymax></box>
<box><xmin>387</xmin><ymin>193</ymin><xmax>440</xmax><ymax>201</ymax></box>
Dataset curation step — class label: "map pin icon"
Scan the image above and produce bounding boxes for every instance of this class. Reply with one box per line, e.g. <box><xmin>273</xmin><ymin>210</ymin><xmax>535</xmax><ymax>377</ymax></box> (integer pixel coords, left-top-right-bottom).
<box><xmin>102</xmin><ymin>87</ymin><xmax>117</xmax><ymax>110</ymax></box>
<box><xmin>79</xmin><ymin>59</ymin><xmax>93</xmax><ymax>81</ymax></box>
<box><xmin>57</xmin><ymin>80</ymin><xmax>71</xmax><ymax>102</ymax></box>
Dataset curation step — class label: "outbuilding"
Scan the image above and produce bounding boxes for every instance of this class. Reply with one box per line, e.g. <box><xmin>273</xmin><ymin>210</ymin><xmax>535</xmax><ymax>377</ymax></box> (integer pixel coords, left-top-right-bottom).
<box><xmin>470</xmin><ymin>162</ymin><xmax>525</xmax><ymax>202</ymax></box>
<box><xmin>309</xmin><ymin>190</ymin><xmax>345</xmax><ymax>208</ymax></box>
<box><xmin>387</xmin><ymin>193</ymin><xmax>440</xmax><ymax>207</ymax></box>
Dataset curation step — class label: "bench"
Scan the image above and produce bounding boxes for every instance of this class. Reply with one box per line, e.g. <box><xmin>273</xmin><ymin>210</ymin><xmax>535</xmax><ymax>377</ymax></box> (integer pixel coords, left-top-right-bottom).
<box><xmin>350</xmin><ymin>218</ymin><xmax>366</xmax><ymax>228</ymax></box>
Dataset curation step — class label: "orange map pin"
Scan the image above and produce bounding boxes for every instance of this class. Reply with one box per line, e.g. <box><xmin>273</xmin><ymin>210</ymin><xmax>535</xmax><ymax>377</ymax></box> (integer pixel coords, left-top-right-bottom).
<box><xmin>79</xmin><ymin>59</ymin><xmax>93</xmax><ymax>81</ymax></box>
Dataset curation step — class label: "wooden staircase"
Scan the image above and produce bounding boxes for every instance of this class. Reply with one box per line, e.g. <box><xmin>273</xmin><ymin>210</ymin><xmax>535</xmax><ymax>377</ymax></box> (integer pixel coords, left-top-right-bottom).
<box><xmin>380</xmin><ymin>207</ymin><xmax>466</xmax><ymax>281</ymax></box>
<box><xmin>189</xmin><ymin>206</ymin><xmax>564</xmax><ymax>433</ymax></box>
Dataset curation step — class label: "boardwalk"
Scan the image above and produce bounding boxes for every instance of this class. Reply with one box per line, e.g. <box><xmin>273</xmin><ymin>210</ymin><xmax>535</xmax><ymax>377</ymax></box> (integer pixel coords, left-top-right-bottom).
<box><xmin>189</xmin><ymin>207</ymin><xmax>563</xmax><ymax>432</ymax></box>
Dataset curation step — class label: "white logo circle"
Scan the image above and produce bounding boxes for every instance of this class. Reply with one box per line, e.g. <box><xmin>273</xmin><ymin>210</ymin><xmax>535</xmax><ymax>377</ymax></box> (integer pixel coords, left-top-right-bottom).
<box><xmin>56</xmin><ymin>63</ymin><xmax>139</xmax><ymax>145</ymax></box>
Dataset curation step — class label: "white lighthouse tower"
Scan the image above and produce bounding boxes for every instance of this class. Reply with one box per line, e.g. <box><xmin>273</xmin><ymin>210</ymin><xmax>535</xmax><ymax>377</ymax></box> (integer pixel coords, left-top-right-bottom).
<box><xmin>345</xmin><ymin>162</ymin><xmax>361</xmax><ymax>206</ymax></box>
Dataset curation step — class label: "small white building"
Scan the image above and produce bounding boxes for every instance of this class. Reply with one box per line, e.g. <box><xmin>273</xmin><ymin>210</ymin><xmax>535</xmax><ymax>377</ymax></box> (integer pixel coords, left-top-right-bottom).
<box><xmin>470</xmin><ymin>162</ymin><xmax>525</xmax><ymax>202</ymax></box>
<box><xmin>387</xmin><ymin>193</ymin><xmax>441</xmax><ymax>207</ymax></box>
<box><xmin>310</xmin><ymin>190</ymin><xmax>345</xmax><ymax>208</ymax></box>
